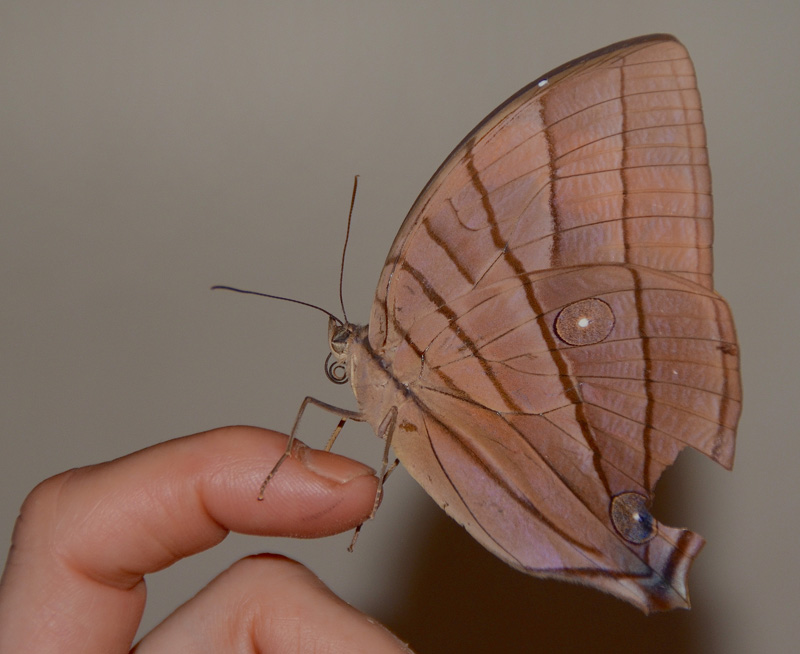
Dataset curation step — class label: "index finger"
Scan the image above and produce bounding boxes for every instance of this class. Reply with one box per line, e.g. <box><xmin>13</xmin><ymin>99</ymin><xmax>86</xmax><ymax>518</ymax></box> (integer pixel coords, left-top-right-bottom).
<box><xmin>0</xmin><ymin>426</ymin><xmax>378</xmax><ymax>653</ymax></box>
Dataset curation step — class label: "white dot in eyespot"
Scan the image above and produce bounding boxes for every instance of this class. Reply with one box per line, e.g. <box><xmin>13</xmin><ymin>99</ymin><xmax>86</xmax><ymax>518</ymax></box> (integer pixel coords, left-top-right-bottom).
<box><xmin>577</xmin><ymin>317</ymin><xmax>589</xmax><ymax>328</ymax></box>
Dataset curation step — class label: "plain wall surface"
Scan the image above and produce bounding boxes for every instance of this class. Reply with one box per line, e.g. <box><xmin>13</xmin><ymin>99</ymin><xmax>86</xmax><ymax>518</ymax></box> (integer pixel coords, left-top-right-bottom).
<box><xmin>2</xmin><ymin>2</ymin><xmax>797</xmax><ymax>652</ymax></box>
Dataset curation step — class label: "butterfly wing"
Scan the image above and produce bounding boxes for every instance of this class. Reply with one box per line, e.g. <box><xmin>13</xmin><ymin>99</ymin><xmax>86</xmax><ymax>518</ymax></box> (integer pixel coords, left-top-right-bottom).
<box><xmin>361</xmin><ymin>34</ymin><xmax>741</xmax><ymax>612</ymax></box>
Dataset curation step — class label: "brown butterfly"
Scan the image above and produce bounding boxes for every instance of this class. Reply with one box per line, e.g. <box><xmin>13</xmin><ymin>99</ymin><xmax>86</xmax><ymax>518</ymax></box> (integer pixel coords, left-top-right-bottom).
<box><xmin>221</xmin><ymin>34</ymin><xmax>741</xmax><ymax>613</ymax></box>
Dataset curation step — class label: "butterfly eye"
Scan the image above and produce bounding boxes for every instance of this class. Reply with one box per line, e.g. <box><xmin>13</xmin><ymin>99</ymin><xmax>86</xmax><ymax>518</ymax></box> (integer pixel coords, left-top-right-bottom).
<box><xmin>328</xmin><ymin>317</ymin><xmax>349</xmax><ymax>354</ymax></box>
<box><xmin>330</xmin><ymin>332</ymin><xmax>348</xmax><ymax>355</ymax></box>
<box><xmin>554</xmin><ymin>298</ymin><xmax>615</xmax><ymax>346</ymax></box>
<box><xmin>611</xmin><ymin>492</ymin><xmax>657</xmax><ymax>544</ymax></box>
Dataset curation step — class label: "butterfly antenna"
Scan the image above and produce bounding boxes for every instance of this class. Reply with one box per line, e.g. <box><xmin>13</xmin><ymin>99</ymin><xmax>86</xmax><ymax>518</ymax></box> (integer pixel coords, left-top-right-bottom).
<box><xmin>210</xmin><ymin>286</ymin><xmax>342</xmax><ymax>324</ymax></box>
<box><xmin>338</xmin><ymin>175</ymin><xmax>359</xmax><ymax>325</ymax></box>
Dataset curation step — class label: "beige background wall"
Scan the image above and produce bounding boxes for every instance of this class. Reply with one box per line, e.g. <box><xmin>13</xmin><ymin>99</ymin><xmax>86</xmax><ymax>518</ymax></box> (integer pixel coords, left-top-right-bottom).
<box><xmin>2</xmin><ymin>2</ymin><xmax>797</xmax><ymax>652</ymax></box>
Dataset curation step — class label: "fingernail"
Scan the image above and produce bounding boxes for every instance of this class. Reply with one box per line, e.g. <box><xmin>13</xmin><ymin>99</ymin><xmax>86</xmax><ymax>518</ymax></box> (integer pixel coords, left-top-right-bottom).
<box><xmin>296</xmin><ymin>444</ymin><xmax>376</xmax><ymax>483</ymax></box>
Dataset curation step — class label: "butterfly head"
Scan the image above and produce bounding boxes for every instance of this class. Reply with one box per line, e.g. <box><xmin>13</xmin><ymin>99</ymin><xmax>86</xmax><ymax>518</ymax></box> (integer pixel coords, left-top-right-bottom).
<box><xmin>325</xmin><ymin>316</ymin><xmax>354</xmax><ymax>384</ymax></box>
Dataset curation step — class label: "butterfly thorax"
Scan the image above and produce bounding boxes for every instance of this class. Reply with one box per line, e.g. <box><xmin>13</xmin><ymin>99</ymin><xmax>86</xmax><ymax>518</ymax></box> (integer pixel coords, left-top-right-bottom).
<box><xmin>328</xmin><ymin>317</ymin><xmax>407</xmax><ymax>439</ymax></box>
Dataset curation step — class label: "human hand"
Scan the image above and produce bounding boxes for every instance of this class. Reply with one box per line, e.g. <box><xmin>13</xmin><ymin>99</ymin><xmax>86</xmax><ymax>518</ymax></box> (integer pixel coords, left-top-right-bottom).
<box><xmin>0</xmin><ymin>426</ymin><xmax>412</xmax><ymax>653</ymax></box>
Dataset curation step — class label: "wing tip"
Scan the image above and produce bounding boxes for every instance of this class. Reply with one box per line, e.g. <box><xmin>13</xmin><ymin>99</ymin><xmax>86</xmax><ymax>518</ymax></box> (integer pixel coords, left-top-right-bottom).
<box><xmin>549</xmin><ymin>523</ymin><xmax>706</xmax><ymax>613</ymax></box>
<box><xmin>635</xmin><ymin>524</ymin><xmax>706</xmax><ymax>614</ymax></box>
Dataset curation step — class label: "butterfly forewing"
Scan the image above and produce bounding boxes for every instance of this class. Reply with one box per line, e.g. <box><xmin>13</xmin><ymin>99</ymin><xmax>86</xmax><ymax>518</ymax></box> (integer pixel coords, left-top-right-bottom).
<box><xmin>370</xmin><ymin>35</ymin><xmax>714</xmax><ymax>348</ymax></box>
<box><xmin>346</xmin><ymin>34</ymin><xmax>740</xmax><ymax>612</ymax></box>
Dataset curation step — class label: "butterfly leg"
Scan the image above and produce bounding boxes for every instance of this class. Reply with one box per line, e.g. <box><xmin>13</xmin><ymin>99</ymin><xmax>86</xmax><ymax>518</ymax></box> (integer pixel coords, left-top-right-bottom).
<box><xmin>372</xmin><ymin>407</ymin><xmax>398</xmax><ymax>516</ymax></box>
<box><xmin>324</xmin><ymin>418</ymin><xmax>348</xmax><ymax>452</ymax></box>
<box><xmin>347</xmin><ymin>407</ymin><xmax>398</xmax><ymax>552</ymax></box>
<box><xmin>258</xmin><ymin>396</ymin><xmax>363</xmax><ymax>500</ymax></box>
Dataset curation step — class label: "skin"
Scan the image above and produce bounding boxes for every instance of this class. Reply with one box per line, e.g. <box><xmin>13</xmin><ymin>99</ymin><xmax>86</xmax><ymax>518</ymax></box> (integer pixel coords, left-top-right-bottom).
<box><xmin>0</xmin><ymin>426</ymin><xmax>412</xmax><ymax>653</ymax></box>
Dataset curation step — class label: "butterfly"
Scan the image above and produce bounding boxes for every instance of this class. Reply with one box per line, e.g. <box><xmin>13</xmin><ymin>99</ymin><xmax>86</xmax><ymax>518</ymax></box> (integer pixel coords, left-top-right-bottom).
<box><xmin>220</xmin><ymin>34</ymin><xmax>741</xmax><ymax>613</ymax></box>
